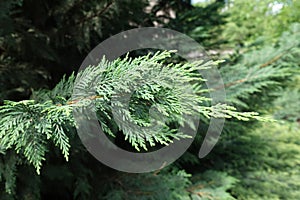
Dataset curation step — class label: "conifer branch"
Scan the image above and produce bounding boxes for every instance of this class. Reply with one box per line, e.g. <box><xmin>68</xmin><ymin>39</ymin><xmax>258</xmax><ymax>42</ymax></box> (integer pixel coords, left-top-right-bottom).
<box><xmin>0</xmin><ymin>51</ymin><xmax>263</xmax><ymax>173</ymax></box>
<box><xmin>259</xmin><ymin>53</ymin><xmax>284</xmax><ymax>68</ymax></box>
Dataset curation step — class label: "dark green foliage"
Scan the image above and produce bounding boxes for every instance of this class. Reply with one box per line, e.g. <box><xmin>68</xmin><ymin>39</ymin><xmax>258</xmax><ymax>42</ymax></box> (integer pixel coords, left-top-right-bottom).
<box><xmin>188</xmin><ymin>170</ymin><xmax>237</xmax><ymax>200</ymax></box>
<box><xmin>103</xmin><ymin>169</ymin><xmax>192</xmax><ymax>200</ymax></box>
<box><xmin>222</xmin><ymin>122</ymin><xmax>300</xmax><ymax>200</ymax></box>
<box><xmin>0</xmin><ymin>0</ymin><xmax>154</xmax><ymax>91</ymax></box>
<box><xmin>274</xmin><ymin>89</ymin><xmax>300</xmax><ymax>122</ymax></box>
<box><xmin>199</xmin><ymin>24</ymin><xmax>300</xmax><ymax>199</ymax></box>
<box><xmin>167</xmin><ymin>0</ymin><xmax>226</xmax><ymax>47</ymax></box>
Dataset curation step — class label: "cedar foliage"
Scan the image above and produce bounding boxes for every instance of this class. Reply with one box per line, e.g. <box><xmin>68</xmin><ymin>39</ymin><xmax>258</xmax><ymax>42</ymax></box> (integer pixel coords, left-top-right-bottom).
<box><xmin>0</xmin><ymin>0</ymin><xmax>299</xmax><ymax>200</ymax></box>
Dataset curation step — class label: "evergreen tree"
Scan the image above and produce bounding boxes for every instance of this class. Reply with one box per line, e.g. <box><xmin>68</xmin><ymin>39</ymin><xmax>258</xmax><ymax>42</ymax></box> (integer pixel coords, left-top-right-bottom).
<box><xmin>0</xmin><ymin>0</ymin><xmax>299</xmax><ymax>199</ymax></box>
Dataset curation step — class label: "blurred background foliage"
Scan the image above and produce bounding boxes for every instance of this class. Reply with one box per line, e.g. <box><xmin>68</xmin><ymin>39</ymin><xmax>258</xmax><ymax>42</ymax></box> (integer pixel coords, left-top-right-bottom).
<box><xmin>0</xmin><ymin>0</ymin><xmax>299</xmax><ymax>199</ymax></box>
